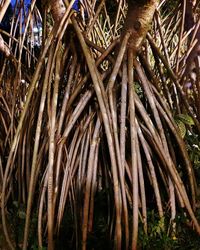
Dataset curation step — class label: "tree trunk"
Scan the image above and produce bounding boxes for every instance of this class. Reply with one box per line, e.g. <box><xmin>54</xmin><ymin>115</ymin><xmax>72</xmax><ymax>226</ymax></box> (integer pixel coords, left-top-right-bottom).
<box><xmin>123</xmin><ymin>0</ymin><xmax>159</xmax><ymax>56</ymax></box>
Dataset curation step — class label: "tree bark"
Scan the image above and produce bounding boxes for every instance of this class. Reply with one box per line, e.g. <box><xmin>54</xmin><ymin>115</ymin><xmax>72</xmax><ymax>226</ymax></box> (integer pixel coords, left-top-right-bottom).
<box><xmin>50</xmin><ymin>0</ymin><xmax>66</xmax><ymax>23</ymax></box>
<box><xmin>123</xmin><ymin>0</ymin><xmax>159</xmax><ymax>56</ymax></box>
<box><xmin>0</xmin><ymin>34</ymin><xmax>10</xmax><ymax>57</ymax></box>
<box><xmin>0</xmin><ymin>0</ymin><xmax>10</xmax><ymax>23</ymax></box>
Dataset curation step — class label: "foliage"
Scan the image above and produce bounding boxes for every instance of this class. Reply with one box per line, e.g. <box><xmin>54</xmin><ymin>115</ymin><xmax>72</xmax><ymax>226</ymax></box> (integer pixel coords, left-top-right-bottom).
<box><xmin>174</xmin><ymin>114</ymin><xmax>194</xmax><ymax>138</ymax></box>
<box><xmin>138</xmin><ymin>210</ymin><xmax>200</xmax><ymax>250</ymax></box>
<box><xmin>186</xmin><ymin>131</ymin><xmax>200</xmax><ymax>183</ymax></box>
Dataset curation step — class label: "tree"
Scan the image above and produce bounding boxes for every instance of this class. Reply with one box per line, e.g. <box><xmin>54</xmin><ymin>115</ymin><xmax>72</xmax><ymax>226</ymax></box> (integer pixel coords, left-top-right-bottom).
<box><xmin>0</xmin><ymin>0</ymin><xmax>200</xmax><ymax>249</ymax></box>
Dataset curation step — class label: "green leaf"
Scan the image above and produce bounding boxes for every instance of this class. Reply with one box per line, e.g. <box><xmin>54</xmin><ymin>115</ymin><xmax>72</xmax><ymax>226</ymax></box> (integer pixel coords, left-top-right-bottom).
<box><xmin>18</xmin><ymin>211</ymin><xmax>26</xmax><ymax>219</ymax></box>
<box><xmin>175</xmin><ymin>119</ymin><xmax>186</xmax><ymax>138</ymax></box>
<box><xmin>176</xmin><ymin>114</ymin><xmax>194</xmax><ymax>126</ymax></box>
<box><xmin>13</xmin><ymin>201</ymin><xmax>19</xmax><ymax>208</ymax></box>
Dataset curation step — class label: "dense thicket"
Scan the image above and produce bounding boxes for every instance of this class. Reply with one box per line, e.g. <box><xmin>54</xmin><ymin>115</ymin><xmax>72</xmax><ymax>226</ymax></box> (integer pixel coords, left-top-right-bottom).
<box><xmin>0</xmin><ymin>0</ymin><xmax>200</xmax><ymax>249</ymax></box>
